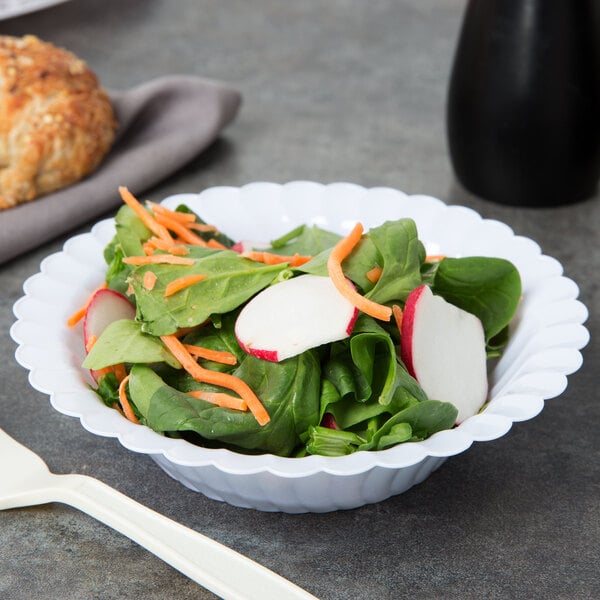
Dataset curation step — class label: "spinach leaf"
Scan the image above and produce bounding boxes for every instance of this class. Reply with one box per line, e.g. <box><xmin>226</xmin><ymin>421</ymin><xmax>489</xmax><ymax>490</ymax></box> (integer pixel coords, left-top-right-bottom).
<box><xmin>300</xmin><ymin>219</ymin><xmax>425</xmax><ymax>303</ymax></box>
<box><xmin>319</xmin><ymin>315</ymin><xmax>429</xmax><ymax>430</ymax></box>
<box><xmin>128</xmin><ymin>348</ymin><xmax>321</xmax><ymax>456</ymax></box>
<box><xmin>82</xmin><ymin>319</ymin><xmax>181</xmax><ymax>370</ymax></box>
<box><xmin>358</xmin><ymin>400</ymin><xmax>458</xmax><ymax>450</ymax></box>
<box><xmin>304</xmin><ymin>399</ymin><xmax>457</xmax><ymax>456</ymax></box>
<box><xmin>95</xmin><ymin>372</ymin><xmax>120</xmax><ymax>407</ymax></box>
<box><xmin>182</xmin><ymin>312</ymin><xmax>247</xmax><ymax>365</ymax></box>
<box><xmin>267</xmin><ymin>224</ymin><xmax>342</xmax><ymax>256</ymax></box>
<box><xmin>174</xmin><ymin>204</ymin><xmax>236</xmax><ymax>248</ymax></box>
<box><xmin>357</xmin><ymin>219</ymin><xmax>426</xmax><ymax>304</ymax></box>
<box><xmin>129</xmin><ymin>251</ymin><xmax>289</xmax><ymax>336</ymax></box>
<box><xmin>432</xmin><ymin>257</ymin><xmax>521</xmax><ymax>341</ymax></box>
<box><xmin>103</xmin><ymin>205</ymin><xmax>154</xmax><ymax>291</ymax></box>
<box><xmin>305</xmin><ymin>426</ymin><xmax>366</xmax><ymax>457</ymax></box>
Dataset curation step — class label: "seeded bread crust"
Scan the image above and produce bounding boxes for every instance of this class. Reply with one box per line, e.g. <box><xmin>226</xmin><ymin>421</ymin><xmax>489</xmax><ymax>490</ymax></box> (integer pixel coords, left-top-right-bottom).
<box><xmin>0</xmin><ymin>35</ymin><xmax>117</xmax><ymax>209</ymax></box>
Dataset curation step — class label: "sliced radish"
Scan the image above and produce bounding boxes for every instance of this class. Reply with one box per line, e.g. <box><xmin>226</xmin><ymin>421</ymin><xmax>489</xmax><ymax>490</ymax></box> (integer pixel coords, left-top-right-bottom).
<box><xmin>83</xmin><ymin>288</ymin><xmax>136</xmax><ymax>381</ymax></box>
<box><xmin>235</xmin><ymin>274</ymin><xmax>359</xmax><ymax>362</ymax></box>
<box><xmin>83</xmin><ymin>288</ymin><xmax>136</xmax><ymax>346</ymax></box>
<box><xmin>321</xmin><ymin>413</ymin><xmax>340</xmax><ymax>429</ymax></box>
<box><xmin>400</xmin><ymin>285</ymin><xmax>488</xmax><ymax>423</ymax></box>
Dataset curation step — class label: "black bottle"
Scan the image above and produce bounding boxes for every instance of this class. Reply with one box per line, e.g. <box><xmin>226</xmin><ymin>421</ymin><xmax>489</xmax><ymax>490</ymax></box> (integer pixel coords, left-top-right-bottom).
<box><xmin>447</xmin><ymin>1</ymin><xmax>600</xmax><ymax>207</ymax></box>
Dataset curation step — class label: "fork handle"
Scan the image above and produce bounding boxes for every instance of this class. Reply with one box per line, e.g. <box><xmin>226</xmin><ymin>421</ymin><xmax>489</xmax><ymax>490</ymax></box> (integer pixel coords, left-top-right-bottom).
<box><xmin>53</xmin><ymin>473</ymin><xmax>318</xmax><ymax>600</ymax></box>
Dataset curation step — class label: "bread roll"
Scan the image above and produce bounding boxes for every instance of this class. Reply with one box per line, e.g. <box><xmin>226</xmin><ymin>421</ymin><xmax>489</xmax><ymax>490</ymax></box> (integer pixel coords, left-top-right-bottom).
<box><xmin>0</xmin><ymin>35</ymin><xmax>117</xmax><ymax>209</ymax></box>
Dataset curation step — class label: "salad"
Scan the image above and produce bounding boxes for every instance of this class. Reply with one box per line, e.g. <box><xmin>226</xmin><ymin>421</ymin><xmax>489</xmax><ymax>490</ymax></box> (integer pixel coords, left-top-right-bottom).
<box><xmin>71</xmin><ymin>187</ymin><xmax>522</xmax><ymax>458</ymax></box>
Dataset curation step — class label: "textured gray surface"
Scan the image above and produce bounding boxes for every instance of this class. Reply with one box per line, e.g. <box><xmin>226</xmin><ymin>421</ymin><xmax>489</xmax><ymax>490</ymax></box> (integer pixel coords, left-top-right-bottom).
<box><xmin>1</xmin><ymin>1</ymin><xmax>598</xmax><ymax>599</ymax></box>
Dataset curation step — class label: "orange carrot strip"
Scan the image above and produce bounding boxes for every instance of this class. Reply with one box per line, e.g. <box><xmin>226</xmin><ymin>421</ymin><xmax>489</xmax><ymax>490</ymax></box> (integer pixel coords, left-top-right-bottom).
<box><xmin>327</xmin><ymin>223</ymin><xmax>392</xmax><ymax>321</ymax></box>
<box><xmin>143</xmin><ymin>237</ymin><xmax>171</xmax><ymax>253</ymax></box>
<box><xmin>85</xmin><ymin>334</ymin><xmax>98</xmax><ymax>353</ymax></box>
<box><xmin>164</xmin><ymin>274</ymin><xmax>208</xmax><ymax>297</ymax></box>
<box><xmin>118</xmin><ymin>187</ymin><xmax>173</xmax><ymax>243</ymax></box>
<box><xmin>392</xmin><ymin>304</ymin><xmax>403</xmax><ymax>333</ymax></box>
<box><xmin>143</xmin><ymin>237</ymin><xmax>190</xmax><ymax>257</ymax></box>
<box><xmin>66</xmin><ymin>283</ymin><xmax>108</xmax><ymax>327</ymax></box>
<box><xmin>184</xmin><ymin>343</ymin><xmax>237</xmax><ymax>365</ymax></box>
<box><xmin>142</xmin><ymin>242</ymin><xmax>155</xmax><ymax>255</ymax></box>
<box><xmin>143</xmin><ymin>271</ymin><xmax>158</xmax><ymax>290</ymax></box>
<box><xmin>366</xmin><ymin>266</ymin><xmax>383</xmax><ymax>284</ymax></box>
<box><xmin>169</xmin><ymin>245</ymin><xmax>191</xmax><ymax>256</ymax></box>
<box><xmin>243</xmin><ymin>250</ymin><xmax>312</xmax><ymax>267</ymax></box>
<box><xmin>145</xmin><ymin>236</ymin><xmax>172</xmax><ymax>251</ymax></box>
<box><xmin>187</xmin><ymin>390</ymin><xmax>247</xmax><ymax>411</ymax></box>
<box><xmin>207</xmin><ymin>238</ymin><xmax>228</xmax><ymax>250</ymax></box>
<box><xmin>188</xmin><ymin>222</ymin><xmax>219</xmax><ymax>233</ymax></box>
<box><xmin>118</xmin><ymin>375</ymin><xmax>140</xmax><ymax>424</ymax></box>
<box><xmin>112</xmin><ymin>363</ymin><xmax>128</xmax><ymax>382</ymax></box>
<box><xmin>425</xmin><ymin>254</ymin><xmax>446</xmax><ymax>263</ymax></box>
<box><xmin>154</xmin><ymin>213</ymin><xmax>208</xmax><ymax>246</ymax></box>
<box><xmin>146</xmin><ymin>201</ymin><xmax>197</xmax><ymax>223</ymax></box>
<box><xmin>123</xmin><ymin>255</ymin><xmax>195</xmax><ymax>266</ymax></box>
<box><xmin>160</xmin><ymin>335</ymin><xmax>270</xmax><ymax>426</ymax></box>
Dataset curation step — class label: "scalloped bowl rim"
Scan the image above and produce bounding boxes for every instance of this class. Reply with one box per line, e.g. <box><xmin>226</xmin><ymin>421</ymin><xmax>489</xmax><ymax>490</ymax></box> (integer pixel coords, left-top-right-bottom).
<box><xmin>10</xmin><ymin>181</ymin><xmax>590</xmax><ymax>482</ymax></box>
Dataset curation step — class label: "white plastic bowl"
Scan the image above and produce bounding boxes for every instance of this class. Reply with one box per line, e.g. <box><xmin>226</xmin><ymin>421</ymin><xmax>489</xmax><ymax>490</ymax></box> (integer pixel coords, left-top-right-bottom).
<box><xmin>10</xmin><ymin>182</ymin><xmax>589</xmax><ymax>513</ymax></box>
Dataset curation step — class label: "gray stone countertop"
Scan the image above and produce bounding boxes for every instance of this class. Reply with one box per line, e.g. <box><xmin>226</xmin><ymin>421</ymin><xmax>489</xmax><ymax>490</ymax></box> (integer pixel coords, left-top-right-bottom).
<box><xmin>0</xmin><ymin>1</ymin><xmax>598</xmax><ymax>599</ymax></box>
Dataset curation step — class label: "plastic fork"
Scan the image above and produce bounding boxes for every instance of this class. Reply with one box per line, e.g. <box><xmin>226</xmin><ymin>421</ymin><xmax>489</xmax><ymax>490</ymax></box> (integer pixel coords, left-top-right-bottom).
<box><xmin>0</xmin><ymin>427</ymin><xmax>318</xmax><ymax>600</ymax></box>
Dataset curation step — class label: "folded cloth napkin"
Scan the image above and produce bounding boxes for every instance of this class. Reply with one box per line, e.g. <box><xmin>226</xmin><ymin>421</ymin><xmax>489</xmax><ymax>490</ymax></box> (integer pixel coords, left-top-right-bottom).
<box><xmin>0</xmin><ymin>74</ymin><xmax>241</xmax><ymax>266</ymax></box>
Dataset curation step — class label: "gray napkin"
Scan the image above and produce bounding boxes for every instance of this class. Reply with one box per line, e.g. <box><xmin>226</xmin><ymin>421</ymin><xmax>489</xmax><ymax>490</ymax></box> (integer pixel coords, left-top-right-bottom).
<box><xmin>0</xmin><ymin>74</ymin><xmax>241</xmax><ymax>266</ymax></box>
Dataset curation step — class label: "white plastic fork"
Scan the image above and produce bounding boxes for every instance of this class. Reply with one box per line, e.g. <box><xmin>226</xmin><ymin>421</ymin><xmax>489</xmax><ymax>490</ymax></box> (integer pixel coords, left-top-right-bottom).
<box><xmin>0</xmin><ymin>427</ymin><xmax>319</xmax><ymax>600</ymax></box>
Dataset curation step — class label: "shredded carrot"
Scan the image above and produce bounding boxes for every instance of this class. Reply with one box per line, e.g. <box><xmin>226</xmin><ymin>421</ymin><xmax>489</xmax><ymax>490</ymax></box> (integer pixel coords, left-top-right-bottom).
<box><xmin>164</xmin><ymin>274</ymin><xmax>208</xmax><ymax>297</ymax></box>
<box><xmin>188</xmin><ymin>222</ymin><xmax>219</xmax><ymax>233</ymax></box>
<box><xmin>66</xmin><ymin>283</ymin><xmax>108</xmax><ymax>327</ymax></box>
<box><xmin>242</xmin><ymin>250</ymin><xmax>312</xmax><ymax>267</ymax></box>
<box><xmin>146</xmin><ymin>201</ymin><xmax>197</xmax><ymax>223</ymax></box>
<box><xmin>207</xmin><ymin>238</ymin><xmax>228</xmax><ymax>250</ymax></box>
<box><xmin>184</xmin><ymin>343</ymin><xmax>237</xmax><ymax>365</ymax></box>
<box><xmin>143</xmin><ymin>271</ymin><xmax>158</xmax><ymax>290</ymax></box>
<box><xmin>327</xmin><ymin>223</ymin><xmax>392</xmax><ymax>321</ymax></box>
<box><xmin>123</xmin><ymin>255</ymin><xmax>195</xmax><ymax>266</ymax></box>
<box><xmin>425</xmin><ymin>254</ymin><xmax>446</xmax><ymax>262</ymax></box>
<box><xmin>144</xmin><ymin>237</ymin><xmax>171</xmax><ymax>251</ymax></box>
<box><xmin>168</xmin><ymin>245</ymin><xmax>191</xmax><ymax>256</ymax></box>
<box><xmin>366</xmin><ymin>266</ymin><xmax>383</xmax><ymax>284</ymax></box>
<box><xmin>188</xmin><ymin>390</ymin><xmax>247</xmax><ymax>411</ymax></box>
<box><xmin>154</xmin><ymin>213</ymin><xmax>208</xmax><ymax>246</ymax></box>
<box><xmin>112</xmin><ymin>362</ymin><xmax>128</xmax><ymax>382</ymax></box>
<box><xmin>118</xmin><ymin>187</ymin><xmax>173</xmax><ymax>243</ymax></box>
<box><xmin>85</xmin><ymin>334</ymin><xmax>98</xmax><ymax>353</ymax></box>
<box><xmin>160</xmin><ymin>334</ymin><xmax>270</xmax><ymax>425</ymax></box>
<box><xmin>118</xmin><ymin>375</ymin><xmax>140</xmax><ymax>424</ymax></box>
<box><xmin>392</xmin><ymin>304</ymin><xmax>403</xmax><ymax>333</ymax></box>
<box><xmin>142</xmin><ymin>242</ymin><xmax>155</xmax><ymax>255</ymax></box>
<box><xmin>143</xmin><ymin>237</ymin><xmax>190</xmax><ymax>257</ymax></box>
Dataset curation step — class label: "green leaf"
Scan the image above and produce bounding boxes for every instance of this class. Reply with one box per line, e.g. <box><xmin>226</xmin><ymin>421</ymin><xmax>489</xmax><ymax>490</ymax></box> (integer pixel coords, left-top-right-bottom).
<box><xmin>432</xmin><ymin>257</ymin><xmax>521</xmax><ymax>341</ymax></box>
<box><xmin>128</xmin><ymin>250</ymin><xmax>289</xmax><ymax>336</ymax></box>
<box><xmin>357</xmin><ymin>400</ymin><xmax>458</xmax><ymax>451</ymax></box>
<box><xmin>305</xmin><ymin>426</ymin><xmax>366</xmax><ymax>457</ymax></box>
<box><xmin>174</xmin><ymin>204</ymin><xmax>236</xmax><ymax>247</ymax></box>
<box><xmin>127</xmin><ymin>343</ymin><xmax>321</xmax><ymax>457</ymax></box>
<box><xmin>358</xmin><ymin>219</ymin><xmax>426</xmax><ymax>304</ymax></box>
<box><xmin>82</xmin><ymin>319</ymin><xmax>180</xmax><ymax>369</ymax></box>
<box><xmin>268</xmin><ymin>224</ymin><xmax>342</xmax><ymax>256</ymax></box>
<box><xmin>95</xmin><ymin>372</ymin><xmax>120</xmax><ymax>407</ymax></box>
